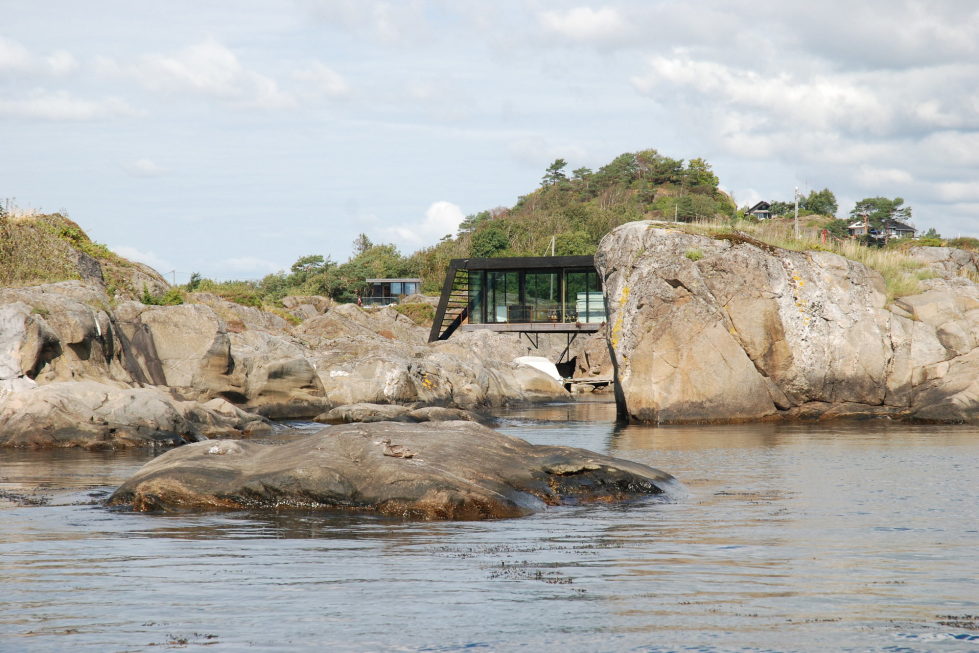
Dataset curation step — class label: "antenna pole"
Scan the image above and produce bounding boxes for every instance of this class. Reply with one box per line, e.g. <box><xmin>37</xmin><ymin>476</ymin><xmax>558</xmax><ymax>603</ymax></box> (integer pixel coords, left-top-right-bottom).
<box><xmin>793</xmin><ymin>187</ymin><xmax>800</xmax><ymax>239</ymax></box>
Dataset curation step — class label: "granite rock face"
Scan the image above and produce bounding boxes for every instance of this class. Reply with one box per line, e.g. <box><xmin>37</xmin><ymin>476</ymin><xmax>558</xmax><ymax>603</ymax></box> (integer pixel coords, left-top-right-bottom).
<box><xmin>1</xmin><ymin>280</ymin><xmax>567</xmax><ymax>446</ymax></box>
<box><xmin>0</xmin><ymin>380</ymin><xmax>269</xmax><ymax>449</ymax></box>
<box><xmin>596</xmin><ymin>222</ymin><xmax>979</xmax><ymax>424</ymax></box>
<box><xmin>108</xmin><ymin>421</ymin><xmax>677</xmax><ymax>519</ymax></box>
<box><xmin>907</xmin><ymin>246</ymin><xmax>979</xmax><ymax>281</ymax></box>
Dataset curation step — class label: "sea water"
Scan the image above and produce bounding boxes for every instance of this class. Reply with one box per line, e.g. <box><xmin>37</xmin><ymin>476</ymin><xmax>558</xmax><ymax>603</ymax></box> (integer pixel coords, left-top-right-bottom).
<box><xmin>1</xmin><ymin>400</ymin><xmax>977</xmax><ymax>652</ymax></box>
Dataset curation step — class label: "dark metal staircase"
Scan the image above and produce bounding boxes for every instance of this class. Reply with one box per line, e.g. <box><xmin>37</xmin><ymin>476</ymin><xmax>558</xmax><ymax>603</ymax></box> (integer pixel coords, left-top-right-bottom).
<box><xmin>428</xmin><ymin>261</ymin><xmax>470</xmax><ymax>342</ymax></box>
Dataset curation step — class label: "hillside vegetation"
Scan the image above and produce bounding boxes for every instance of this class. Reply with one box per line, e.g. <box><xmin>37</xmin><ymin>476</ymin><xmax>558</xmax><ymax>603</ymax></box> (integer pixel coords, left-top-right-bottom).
<box><xmin>676</xmin><ymin>216</ymin><xmax>977</xmax><ymax>303</ymax></box>
<box><xmin>411</xmin><ymin>150</ymin><xmax>736</xmax><ymax>289</ymax></box>
<box><xmin>0</xmin><ymin>210</ymin><xmax>165</xmax><ymax>300</ymax></box>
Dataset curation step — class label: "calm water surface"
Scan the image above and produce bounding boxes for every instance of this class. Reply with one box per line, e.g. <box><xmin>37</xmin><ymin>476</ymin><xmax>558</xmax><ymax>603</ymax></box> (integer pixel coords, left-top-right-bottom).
<box><xmin>1</xmin><ymin>400</ymin><xmax>977</xmax><ymax>652</ymax></box>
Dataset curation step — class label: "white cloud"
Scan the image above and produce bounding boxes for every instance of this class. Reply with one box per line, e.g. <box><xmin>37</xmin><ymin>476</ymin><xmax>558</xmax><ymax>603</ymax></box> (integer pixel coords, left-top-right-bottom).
<box><xmin>124</xmin><ymin>158</ymin><xmax>168</xmax><ymax>177</ymax></box>
<box><xmin>538</xmin><ymin>6</ymin><xmax>630</xmax><ymax>45</ymax></box>
<box><xmin>111</xmin><ymin>246</ymin><xmax>173</xmax><ymax>275</ymax></box>
<box><xmin>293</xmin><ymin>61</ymin><xmax>350</xmax><ymax>98</ymax></box>
<box><xmin>632</xmin><ymin>55</ymin><xmax>890</xmax><ymax>133</ymax></box>
<box><xmin>102</xmin><ymin>39</ymin><xmax>295</xmax><ymax>109</ymax></box>
<box><xmin>44</xmin><ymin>50</ymin><xmax>78</xmax><ymax>75</ymax></box>
<box><xmin>302</xmin><ymin>0</ymin><xmax>430</xmax><ymax>44</ymax></box>
<box><xmin>0</xmin><ymin>37</ymin><xmax>79</xmax><ymax>75</ymax></box>
<box><xmin>382</xmin><ymin>201</ymin><xmax>465</xmax><ymax>245</ymax></box>
<box><xmin>507</xmin><ymin>136</ymin><xmax>588</xmax><ymax>168</ymax></box>
<box><xmin>0</xmin><ymin>37</ymin><xmax>33</xmax><ymax>71</ymax></box>
<box><xmin>933</xmin><ymin>181</ymin><xmax>979</xmax><ymax>203</ymax></box>
<box><xmin>855</xmin><ymin>165</ymin><xmax>914</xmax><ymax>188</ymax></box>
<box><xmin>0</xmin><ymin>90</ymin><xmax>140</xmax><ymax>120</ymax></box>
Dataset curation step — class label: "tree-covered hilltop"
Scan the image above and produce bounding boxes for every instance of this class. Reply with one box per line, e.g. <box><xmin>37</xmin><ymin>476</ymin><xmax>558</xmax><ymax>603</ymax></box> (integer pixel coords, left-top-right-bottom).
<box><xmin>411</xmin><ymin>149</ymin><xmax>736</xmax><ymax>289</ymax></box>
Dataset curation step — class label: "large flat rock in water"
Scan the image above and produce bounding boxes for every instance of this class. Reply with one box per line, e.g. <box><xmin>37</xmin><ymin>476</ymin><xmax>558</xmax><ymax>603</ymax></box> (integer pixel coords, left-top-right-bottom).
<box><xmin>108</xmin><ymin>421</ymin><xmax>676</xmax><ymax>520</ymax></box>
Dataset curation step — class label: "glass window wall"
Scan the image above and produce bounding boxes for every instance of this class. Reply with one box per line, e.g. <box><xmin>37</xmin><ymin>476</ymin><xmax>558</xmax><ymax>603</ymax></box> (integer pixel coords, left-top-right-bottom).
<box><xmin>487</xmin><ymin>271</ymin><xmax>521</xmax><ymax>323</ymax></box>
<box><xmin>565</xmin><ymin>269</ymin><xmax>606</xmax><ymax>323</ymax></box>
<box><xmin>464</xmin><ymin>267</ymin><xmax>605</xmax><ymax>325</ymax></box>
<box><xmin>524</xmin><ymin>271</ymin><xmax>561</xmax><ymax>322</ymax></box>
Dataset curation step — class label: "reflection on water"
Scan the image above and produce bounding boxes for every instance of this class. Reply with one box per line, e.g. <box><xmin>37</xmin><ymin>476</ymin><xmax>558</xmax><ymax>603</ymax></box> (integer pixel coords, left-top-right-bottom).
<box><xmin>2</xmin><ymin>399</ymin><xmax>978</xmax><ymax>652</ymax></box>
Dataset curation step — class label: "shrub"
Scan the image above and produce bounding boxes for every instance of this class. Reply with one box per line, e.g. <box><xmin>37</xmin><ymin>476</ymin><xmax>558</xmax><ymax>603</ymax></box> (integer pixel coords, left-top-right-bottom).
<box><xmin>946</xmin><ymin>237</ymin><xmax>979</xmax><ymax>251</ymax></box>
<box><xmin>678</xmin><ymin>218</ymin><xmax>936</xmax><ymax>303</ymax></box>
<box><xmin>194</xmin><ymin>279</ymin><xmax>263</xmax><ymax>307</ymax></box>
<box><xmin>394</xmin><ymin>302</ymin><xmax>436</xmax><ymax>326</ymax></box>
<box><xmin>141</xmin><ymin>285</ymin><xmax>184</xmax><ymax>306</ymax></box>
<box><xmin>0</xmin><ymin>214</ymin><xmax>81</xmax><ymax>286</ymax></box>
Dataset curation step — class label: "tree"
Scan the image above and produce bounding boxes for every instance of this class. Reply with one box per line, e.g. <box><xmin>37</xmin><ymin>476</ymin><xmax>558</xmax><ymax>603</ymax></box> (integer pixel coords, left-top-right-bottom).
<box><xmin>352</xmin><ymin>233</ymin><xmax>374</xmax><ymax>256</ymax></box>
<box><xmin>595</xmin><ymin>153</ymin><xmax>638</xmax><ymax>186</ymax></box>
<box><xmin>542</xmin><ymin>159</ymin><xmax>568</xmax><ymax>186</ymax></box>
<box><xmin>554</xmin><ymin>230</ymin><xmax>594</xmax><ymax>256</ymax></box>
<box><xmin>186</xmin><ymin>272</ymin><xmax>202</xmax><ymax>292</ymax></box>
<box><xmin>470</xmin><ymin>222</ymin><xmax>509</xmax><ymax>257</ymax></box>
<box><xmin>802</xmin><ymin>188</ymin><xmax>838</xmax><ymax>217</ymax></box>
<box><xmin>571</xmin><ymin>167</ymin><xmax>592</xmax><ymax>181</ymax></box>
<box><xmin>291</xmin><ymin>254</ymin><xmax>328</xmax><ymax>278</ymax></box>
<box><xmin>457</xmin><ymin>210</ymin><xmax>491</xmax><ymax>235</ymax></box>
<box><xmin>768</xmin><ymin>200</ymin><xmax>793</xmax><ymax>217</ymax></box>
<box><xmin>682</xmin><ymin>157</ymin><xmax>719</xmax><ymax>192</ymax></box>
<box><xmin>921</xmin><ymin>227</ymin><xmax>941</xmax><ymax>239</ymax></box>
<box><xmin>824</xmin><ymin>219</ymin><xmax>851</xmax><ymax>239</ymax></box>
<box><xmin>849</xmin><ymin>197</ymin><xmax>912</xmax><ymax>228</ymax></box>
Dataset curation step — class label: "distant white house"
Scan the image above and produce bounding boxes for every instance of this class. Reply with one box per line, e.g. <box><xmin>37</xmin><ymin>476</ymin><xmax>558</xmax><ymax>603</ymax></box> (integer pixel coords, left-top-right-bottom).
<box><xmin>847</xmin><ymin>218</ymin><xmax>916</xmax><ymax>240</ymax></box>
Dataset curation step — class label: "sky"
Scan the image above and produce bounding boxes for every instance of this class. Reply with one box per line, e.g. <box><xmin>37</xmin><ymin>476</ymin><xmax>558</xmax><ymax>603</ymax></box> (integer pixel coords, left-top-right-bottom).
<box><xmin>3</xmin><ymin>1</ymin><xmax>978</xmax><ymax>283</ymax></box>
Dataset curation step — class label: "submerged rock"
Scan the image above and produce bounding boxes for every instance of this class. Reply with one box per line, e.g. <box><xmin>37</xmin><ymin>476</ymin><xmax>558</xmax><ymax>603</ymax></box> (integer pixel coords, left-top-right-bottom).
<box><xmin>315</xmin><ymin>403</ymin><xmax>413</xmax><ymax>423</ymax></box>
<box><xmin>315</xmin><ymin>403</ymin><xmax>479</xmax><ymax>424</ymax></box>
<box><xmin>107</xmin><ymin>421</ymin><xmax>676</xmax><ymax>519</ymax></box>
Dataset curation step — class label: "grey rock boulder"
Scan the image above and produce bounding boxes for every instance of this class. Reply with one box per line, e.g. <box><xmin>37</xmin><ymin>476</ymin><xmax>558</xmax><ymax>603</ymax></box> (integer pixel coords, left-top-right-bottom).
<box><xmin>0</xmin><ymin>380</ymin><xmax>269</xmax><ymax>449</ymax></box>
<box><xmin>907</xmin><ymin>246</ymin><xmax>979</xmax><ymax>280</ymax></box>
<box><xmin>597</xmin><ymin>222</ymin><xmax>978</xmax><ymax>424</ymax></box>
<box><xmin>314</xmin><ymin>403</ymin><xmax>478</xmax><ymax>424</ymax></box>
<box><xmin>107</xmin><ymin>421</ymin><xmax>677</xmax><ymax>519</ymax></box>
<box><xmin>185</xmin><ymin>292</ymin><xmax>290</xmax><ymax>332</ymax></box>
<box><xmin>315</xmin><ymin>403</ymin><xmax>413</xmax><ymax>423</ymax></box>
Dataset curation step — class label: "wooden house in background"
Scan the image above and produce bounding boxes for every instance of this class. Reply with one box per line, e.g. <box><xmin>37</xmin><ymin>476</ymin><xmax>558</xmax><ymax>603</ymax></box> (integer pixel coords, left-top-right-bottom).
<box><xmin>746</xmin><ymin>201</ymin><xmax>772</xmax><ymax>220</ymax></box>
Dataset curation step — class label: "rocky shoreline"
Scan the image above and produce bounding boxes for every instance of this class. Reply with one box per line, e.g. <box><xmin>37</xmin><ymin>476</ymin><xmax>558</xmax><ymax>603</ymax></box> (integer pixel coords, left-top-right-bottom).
<box><xmin>6</xmin><ymin>220</ymin><xmax>979</xmax><ymax>519</ymax></box>
<box><xmin>5</xmin><ymin>223</ymin><xmax>979</xmax><ymax>450</ymax></box>
<box><xmin>0</xmin><ymin>270</ymin><xmax>568</xmax><ymax>449</ymax></box>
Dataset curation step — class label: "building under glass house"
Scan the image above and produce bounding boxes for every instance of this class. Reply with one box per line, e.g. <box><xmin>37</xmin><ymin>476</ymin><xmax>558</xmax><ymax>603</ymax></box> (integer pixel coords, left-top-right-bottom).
<box><xmin>363</xmin><ymin>278</ymin><xmax>422</xmax><ymax>306</ymax></box>
<box><xmin>428</xmin><ymin>256</ymin><xmax>605</xmax><ymax>343</ymax></box>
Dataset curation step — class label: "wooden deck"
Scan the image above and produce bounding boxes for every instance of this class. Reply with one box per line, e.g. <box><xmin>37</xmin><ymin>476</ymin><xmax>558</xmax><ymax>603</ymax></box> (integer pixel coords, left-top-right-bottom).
<box><xmin>458</xmin><ymin>322</ymin><xmax>601</xmax><ymax>334</ymax></box>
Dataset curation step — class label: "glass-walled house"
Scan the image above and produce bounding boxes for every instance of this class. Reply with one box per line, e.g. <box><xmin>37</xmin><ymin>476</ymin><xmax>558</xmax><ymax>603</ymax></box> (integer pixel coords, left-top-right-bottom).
<box><xmin>429</xmin><ymin>255</ymin><xmax>605</xmax><ymax>343</ymax></box>
<box><xmin>467</xmin><ymin>265</ymin><xmax>605</xmax><ymax>324</ymax></box>
<box><xmin>363</xmin><ymin>278</ymin><xmax>421</xmax><ymax>306</ymax></box>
